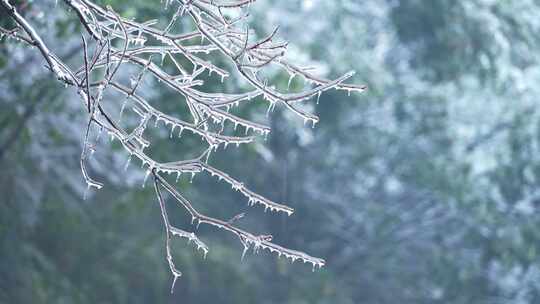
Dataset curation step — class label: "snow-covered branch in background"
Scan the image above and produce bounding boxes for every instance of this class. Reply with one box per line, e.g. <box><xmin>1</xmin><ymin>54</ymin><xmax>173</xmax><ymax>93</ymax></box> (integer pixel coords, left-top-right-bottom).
<box><xmin>0</xmin><ymin>0</ymin><xmax>365</xmax><ymax>291</ymax></box>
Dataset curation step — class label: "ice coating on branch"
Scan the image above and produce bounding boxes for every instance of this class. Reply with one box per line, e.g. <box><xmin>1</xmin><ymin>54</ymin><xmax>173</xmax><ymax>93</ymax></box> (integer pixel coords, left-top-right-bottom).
<box><xmin>170</xmin><ymin>227</ymin><xmax>209</xmax><ymax>258</ymax></box>
<box><xmin>242</xmin><ymin>235</ymin><xmax>326</xmax><ymax>269</ymax></box>
<box><xmin>1</xmin><ymin>0</ymin><xmax>365</xmax><ymax>289</ymax></box>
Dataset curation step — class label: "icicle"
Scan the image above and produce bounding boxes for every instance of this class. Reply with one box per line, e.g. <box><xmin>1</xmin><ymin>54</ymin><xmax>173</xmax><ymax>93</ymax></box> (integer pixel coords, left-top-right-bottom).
<box><xmin>190</xmin><ymin>172</ymin><xmax>195</xmax><ymax>183</ymax></box>
<box><xmin>119</xmin><ymin>99</ymin><xmax>128</xmax><ymax>122</ymax></box>
<box><xmin>170</xmin><ymin>125</ymin><xmax>175</xmax><ymax>138</ymax></box>
<box><xmin>241</xmin><ymin>245</ymin><xmax>249</xmax><ymax>261</ymax></box>
<box><xmin>288</xmin><ymin>73</ymin><xmax>295</xmax><ymax>90</ymax></box>
<box><xmin>124</xmin><ymin>154</ymin><xmax>132</xmax><ymax>171</ymax></box>
<box><xmin>142</xmin><ymin>170</ymin><xmax>150</xmax><ymax>187</ymax></box>
<box><xmin>83</xmin><ymin>185</ymin><xmax>91</xmax><ymax>200</ymax></box>
<box><xmin>170</xmin><ymin>274</ymin><xmax>179</xmax><ymax>294</ymax></box>
<box><xmin>176</xmin><ymin>172</ymin><xmax>181</xmax><ymax>182</ymax></box>
<box><xmin>316</xmin><ymin>91</ymin><xmax>322</xmax><ymax>104</ymax></box>
<box><xmin>266</xmin><ymin>102</ymin><xmax>273</xmax><ymax>117</ymax></box>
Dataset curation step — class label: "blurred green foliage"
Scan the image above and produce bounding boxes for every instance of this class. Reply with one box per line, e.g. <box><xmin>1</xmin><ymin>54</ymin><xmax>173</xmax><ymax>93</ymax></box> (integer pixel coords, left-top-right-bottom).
<box><xmin>3</xmin><ymin>0</ymin><xmax>540</xmax><ymax>303</ymax></box>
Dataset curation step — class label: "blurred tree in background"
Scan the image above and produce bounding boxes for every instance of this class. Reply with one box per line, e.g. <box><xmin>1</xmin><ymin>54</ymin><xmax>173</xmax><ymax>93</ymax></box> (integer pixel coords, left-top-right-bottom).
<box><xmin>3</xmin><ymin>0</ymin><xmax>540</xmax><ymax>303</ymax></box>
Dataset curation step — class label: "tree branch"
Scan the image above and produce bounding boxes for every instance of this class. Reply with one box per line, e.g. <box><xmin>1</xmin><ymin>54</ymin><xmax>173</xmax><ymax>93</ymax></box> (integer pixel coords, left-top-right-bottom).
<box><xmin>1</xmin><ymin>0</ymin><xmax>364</xmax><ymax>290</ymax></box>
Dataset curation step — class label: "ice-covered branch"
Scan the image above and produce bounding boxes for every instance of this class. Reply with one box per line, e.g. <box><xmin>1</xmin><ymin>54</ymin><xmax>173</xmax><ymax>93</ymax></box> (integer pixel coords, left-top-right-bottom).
<box><xmin>154</xmin><ymin>172</ymin><xmax>325</xmax><ymax>269</ymax></box>
<box><xmin>0</xmin><ymin>0</ymin><xmax>364</xmax><ymax>290</ymax></box>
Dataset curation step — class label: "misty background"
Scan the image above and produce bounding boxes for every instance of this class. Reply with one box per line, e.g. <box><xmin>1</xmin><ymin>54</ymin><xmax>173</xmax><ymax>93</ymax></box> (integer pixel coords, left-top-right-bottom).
<box><xmin>2</xmin><ymin>0</ymin><xmax>540</xmax><ymax>303</ymax></box>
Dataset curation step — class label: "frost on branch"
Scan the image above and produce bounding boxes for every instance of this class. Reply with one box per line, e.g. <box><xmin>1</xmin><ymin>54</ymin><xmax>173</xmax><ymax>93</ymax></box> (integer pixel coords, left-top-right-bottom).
<box><xmin>0</xmin><ymin>0</ymin><xmax>365</xmax><ymax>291</ymax></box>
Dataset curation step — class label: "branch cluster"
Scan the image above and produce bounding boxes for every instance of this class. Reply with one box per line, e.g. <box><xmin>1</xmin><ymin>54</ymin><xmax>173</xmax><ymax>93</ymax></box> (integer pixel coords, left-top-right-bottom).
<box><xmin>0</xmin><ymin>0</ymin><xmax>365</xmax><ymax>291</ymax></box>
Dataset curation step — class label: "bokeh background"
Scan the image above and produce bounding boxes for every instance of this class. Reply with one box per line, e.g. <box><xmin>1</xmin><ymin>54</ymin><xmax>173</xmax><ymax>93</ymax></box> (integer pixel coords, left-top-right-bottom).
<box><xmin>3</xmin><ymin>0</ymin><xmax>540</xmax><ymax>303</ymax></box>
